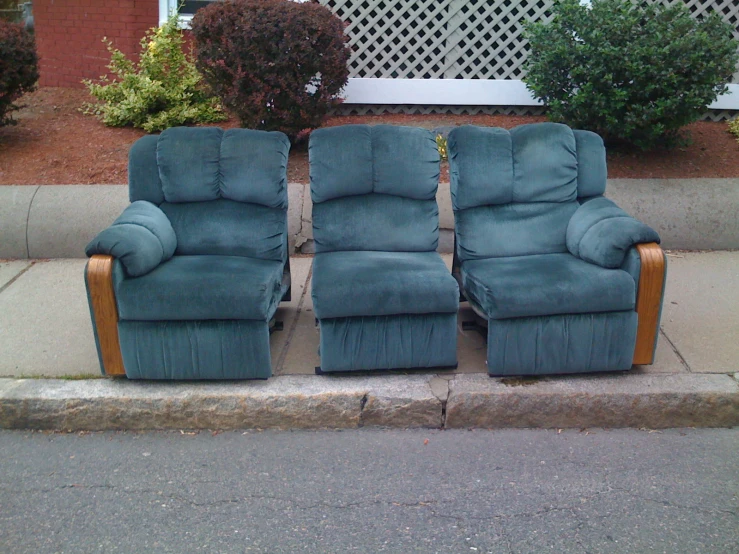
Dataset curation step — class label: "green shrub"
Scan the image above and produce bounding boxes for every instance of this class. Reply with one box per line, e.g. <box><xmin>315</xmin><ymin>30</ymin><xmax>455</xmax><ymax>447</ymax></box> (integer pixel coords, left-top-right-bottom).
<box><xmin>729</xmin><ymin>118</ymin><xmax>739</xmax><ymax>142</ymax></box>
<box><xmin>83</xmin><ymin>13</ymin><xmax>225</xmax><ymax>133</ymax></box>
<box><xmin>436</xmin><ymin>134</ymin><xmax>448</xmax><ymax>161</ymax></box>
<box><xmin>191</xmin><ymin>0</ymin><xmax>350</xmax><ymax>140</ymax></box>
<box><xmin>0</xmin><ymin>19</ymin><xmax>38</xmax><ymax>126</ymax></box>
<box><xmin>523</xmin><ymin>0</ymin><xmax>739</xmax><ymax>149</ymax></box>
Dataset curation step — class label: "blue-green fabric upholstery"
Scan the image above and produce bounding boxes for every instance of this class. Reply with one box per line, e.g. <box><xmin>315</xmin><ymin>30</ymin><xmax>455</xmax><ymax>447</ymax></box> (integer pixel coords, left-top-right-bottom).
<box><xmin>160</xmin><ymin>200</ymin><xmax>286</xmax><ymax>261</ymax></box>
<box><xmin>449</xmin><ymin>123</ymin><xmax>662</xmax><ymax>375</ymax></box>
<box><xmin>461</xmin><ymin>254</ymin><xmax>635</xmax><ymax>320</ymax></box>
<box><xmin>310</xmin><ymin>124</ymin><xmax>439</xmax><ymax>203</ymax></box>
<box><xmin>309</xmin><ymin>124</ymin><xmax>458</xmax><ymax>372</ymax></box>
<box><xmin>128</xmin><ymin>134</ymin><xmax>164</xmax><ymax>204</ymax></box>
<box><xmin>119</xmin><ymin>320</ymin><xmax>271</xmax><ymax>380</ymax></box>
<box><xmin>620</xmin><ymin>247</ymin><xmax>642</xmax><ymax>292</ymax></box>
<box><xmin>486</xmin><ymin>312</ymin><xmax>638</xmax><ymax>376</ymax></box>
<box><xmin>573</xmin><ymin>130</ymin><xmax>608</xmax><ymax>198</ymax></box>
<box><xmin>156</xmin><ymin>127</ymin><xmax>289</xmax><ymax>206</ymax></box>
<box><xmin>86</xmin><ymin>127</ymin><xmax>291</xmax><ymax>379</ymax></box>
<box><xmin>319</xmin><ymin>314</ymin><xmax>458</xmax><ymax>372</ymax></box>
<box><xmin>567</xmin><ymin>196</ymin><xmax>660</xmax><ymax>268</ymax></box>
<box><xmin>310</xmin><ymin>124</ymin><xmax>441</xmax><ymax>253</ymax></box>
<box><xmin>312</xmin><ymin>194</ymin><xmax>439</xmax><ymax>253</ymax></box>
<box><xmin>454</xmin><ymin>202</ymin><xmax>577</xmax><ymax>261</ymax></box>
<box><xmin>312</xmin><ymin>251</ymin><xmax>459</xmax><ymax>319</ymax></box>
<box><xmin>85</xmin><ymin>201</ymin><xmax>176</xmax><ymax>277</ymax></box>
<box><xmin>115</xmin><ymin>255</ymin><xmax>286</xmax><ymax>322</ymax></box>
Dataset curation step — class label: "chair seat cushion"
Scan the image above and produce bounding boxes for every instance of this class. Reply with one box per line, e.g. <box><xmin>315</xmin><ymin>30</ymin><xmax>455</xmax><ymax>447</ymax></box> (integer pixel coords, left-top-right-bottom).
<box><xmin>461</xmin><ymin>253</ymin><xmax>635</xmax><ymax>320</ymax></box>
<box><xmin>312</xmin><ymin>251</ymin><xmax>459</xmax><ymax>319</ymax></box>
<box><xmin>116</xmin><ymin>255</ymin><xmax>285</xmax><ymax>321</ymax></box>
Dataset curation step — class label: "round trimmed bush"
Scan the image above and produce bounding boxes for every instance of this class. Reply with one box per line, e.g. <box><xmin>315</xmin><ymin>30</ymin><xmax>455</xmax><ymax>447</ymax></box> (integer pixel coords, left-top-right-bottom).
<box><xmin>0</xmin><ymin>19</ymin><xmax>39</xmax><ymax>126</ymax></box>
<box><xmin>191</xmin><ymin>0</ymin><xmax>351</xmax><ymax>139</ymax></box>
<box><xmin>523</xmin><ymin>0</ymin><xmax>739</xmax><ymax>149</ymax></box>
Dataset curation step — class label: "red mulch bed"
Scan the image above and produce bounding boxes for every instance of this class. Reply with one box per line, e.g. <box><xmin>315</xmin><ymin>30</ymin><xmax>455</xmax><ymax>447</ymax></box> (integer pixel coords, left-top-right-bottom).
<box><xmin>1</xmin><ymin>87</ymin><xmax>738</xmax><ymax>185</ymax></box>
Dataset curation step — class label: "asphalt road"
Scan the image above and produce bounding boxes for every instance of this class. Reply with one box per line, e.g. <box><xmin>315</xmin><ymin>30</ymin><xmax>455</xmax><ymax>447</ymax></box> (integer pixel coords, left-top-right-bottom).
<box><xmin>0</xmin><ymin>428</ymin><xmax>737</xmax><ymax>553</ymax></box>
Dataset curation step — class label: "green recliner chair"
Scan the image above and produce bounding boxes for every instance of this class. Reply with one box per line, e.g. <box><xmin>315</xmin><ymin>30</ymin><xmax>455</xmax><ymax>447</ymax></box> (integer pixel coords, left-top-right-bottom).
<box><xmin>85</xmin><ymin>127</ymin><xmax>291</xmax><ymax>379</ymax></box>
<box><xmin>449</xmin><ymin>123</ymin><xmax>667</xmax><ymax>376</ymax></box>
<box><xmin>309</xmin><ymin>124</ymin><xmax>460</xmax><ymax>372</ymax></box>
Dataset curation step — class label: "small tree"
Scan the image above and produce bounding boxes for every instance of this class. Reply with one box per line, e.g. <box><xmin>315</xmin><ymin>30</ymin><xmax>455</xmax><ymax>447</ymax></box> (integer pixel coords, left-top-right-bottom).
<box><xmin>83</xmin><ymin>13</ymin><xmax>226</xmax><ymax>133</ymax></box>
<box><xmin>191</xmin><ymin>0</ymin><xmax>350</xmax><ymax>140</ymax></box>
<box><xmin>0</xmin><ymin>19</ymin><xmax>39</xmax><ymax>126</ymax></box>
<box><xmin>523</xmin><ymin>0</ymin><xmax>739</xmax><ymax>149</ymax></box>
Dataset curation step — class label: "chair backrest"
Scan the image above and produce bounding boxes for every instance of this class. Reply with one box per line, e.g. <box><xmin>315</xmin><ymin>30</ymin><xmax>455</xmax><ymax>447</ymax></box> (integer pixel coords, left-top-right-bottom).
<box><xmin>128</xmin><ymin>127</ymin><xmax>290</xmax><ymax>262</ymax></box>
<box><xmin>309</xmin><ymin>124</ymin><xmax>441</xmax><ymax>253</ymax></box>
<box><xmin>448</xmin><ymin>123</ymin><xmax>606</xmax><ymax>262</ymax></box>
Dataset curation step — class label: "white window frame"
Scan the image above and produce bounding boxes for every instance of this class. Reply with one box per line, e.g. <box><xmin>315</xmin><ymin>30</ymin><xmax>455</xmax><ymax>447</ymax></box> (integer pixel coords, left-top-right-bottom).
<box><xmin>159</xmin><ymin>0</ymin><xmax>214</xmax><ymax>28</ymax></box>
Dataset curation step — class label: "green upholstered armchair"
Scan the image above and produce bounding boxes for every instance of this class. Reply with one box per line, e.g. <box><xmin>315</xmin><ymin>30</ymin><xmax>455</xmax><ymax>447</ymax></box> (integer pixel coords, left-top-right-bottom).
<box><xmin>85</xmin><ymin>127</ymin><xmax>291</xmax><ymax>379</ymax></box>
<box><xmin>309</xmin><ymin>124</ymin><xmax>460</xmax><ymax>372</ymax></box>
<box><xmin>448</xmin><ymin>123</ymin><xmax>666</xmax><ymax>376</ymax></box>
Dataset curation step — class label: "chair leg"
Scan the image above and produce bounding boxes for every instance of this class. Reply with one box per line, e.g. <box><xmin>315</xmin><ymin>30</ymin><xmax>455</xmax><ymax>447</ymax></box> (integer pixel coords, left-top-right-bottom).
<box><xmin>86</xmin><ymin>255</ymin><xmax>126</xmax><ymax>376</ymax></box>
<box><xmin>633</xmin><ymin>243</ymin><xmax>667</xmax><ymax>365</ymax></box>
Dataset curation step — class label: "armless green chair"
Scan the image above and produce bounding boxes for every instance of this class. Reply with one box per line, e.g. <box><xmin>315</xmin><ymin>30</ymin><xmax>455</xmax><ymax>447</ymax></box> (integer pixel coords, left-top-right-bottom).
<box><xmin>85</xmin><ymin>127</ymin><xmax>291</xmax><ymax>379</ymax></box>
<box><xmin>449</xmin><ymin>123</ymin><xmax>666</xmax><ymax>376</ymax></box>
<box><xmin>309</xmin><ymin>124</ymin><xmax>459</xmax><ymax>372</ymax></box>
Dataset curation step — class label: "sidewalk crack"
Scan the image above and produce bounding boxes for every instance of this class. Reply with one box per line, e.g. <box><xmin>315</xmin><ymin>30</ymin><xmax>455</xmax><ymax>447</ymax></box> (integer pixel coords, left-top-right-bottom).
<box><xmin>0</xmin><ymin>261</ymin><xmax>35</xmax><ymax>296</ymax></box>
<box><xmin>274</xmin><ymin>259</ymin><xmax>313</xmax><ymax>372</ymax></box>
<box><xmin>429</xmin><ymin>375</ymin><xmax>450</xmax><ymax>428</ymax></box>
<box><xmin>660</xmin><ymin>327</ymin><xmax>692</xmax><ymax>373</ymax></box>
<box><xmin>25</xmin><ymin>185</ymin><xmax>41</xmax><ymax>259</ymax></box>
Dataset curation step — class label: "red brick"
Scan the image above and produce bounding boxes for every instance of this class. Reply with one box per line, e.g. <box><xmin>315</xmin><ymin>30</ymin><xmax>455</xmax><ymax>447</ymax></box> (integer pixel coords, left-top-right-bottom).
<box><xmin>35</xmin><ymin>0</ymin><xmax>158</xmax><ymax>87</ymax></box>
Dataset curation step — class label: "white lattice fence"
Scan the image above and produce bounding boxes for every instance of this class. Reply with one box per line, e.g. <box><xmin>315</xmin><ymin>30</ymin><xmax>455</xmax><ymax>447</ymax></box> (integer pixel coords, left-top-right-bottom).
<box><xmin>323</xmin><ymin>0</ymin><xmax>554</xmax><ymax>79</ymax></box>
<box><xmin>322</xmin><ymin>0</ymin><xmax>739</xmax><ymax>112</ymax></box>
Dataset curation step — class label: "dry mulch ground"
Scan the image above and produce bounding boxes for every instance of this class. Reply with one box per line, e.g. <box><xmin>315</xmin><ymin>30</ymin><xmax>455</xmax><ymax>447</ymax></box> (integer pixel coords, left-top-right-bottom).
<box><xmin>1</xmin><ymin>87</ymin><xmax>738</xmax><ymax>185</ymax></box>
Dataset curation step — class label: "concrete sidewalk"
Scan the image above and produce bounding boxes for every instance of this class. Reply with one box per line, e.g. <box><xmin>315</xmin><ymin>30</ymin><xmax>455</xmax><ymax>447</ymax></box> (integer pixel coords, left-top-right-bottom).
<box><xmin>0</xmin><ymin>252</ymin><xmax>737</xmax><ymax>429</ymax></box>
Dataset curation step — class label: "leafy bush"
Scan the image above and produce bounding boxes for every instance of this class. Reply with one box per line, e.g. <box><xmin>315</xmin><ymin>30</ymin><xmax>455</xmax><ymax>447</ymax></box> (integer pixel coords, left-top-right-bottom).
<box><xmin>83</xmin><ymin>13</ymin><xmax>225</xmax><ymax>133</ymax></box>
<box><xmin>191</xmin><ymin>0</ymin><xmax>350</xmax><ymax>139</ymax></box>
<box><xmin>523</xmin><ymin>0</ymin><xmax>739</xmax><ymax>149</ymax></box>
<box><xmin>729</xmin><ymin>118</ymin><xmax>739</xmax><ymax>142</ymax></box>
<box><xmin>0</xmin><ymin>19</ymin><xmax>39</xmax><ymax>126</ymax></box>
<box><xmin>436</xmin><ymin>134</ymin><xmax>448</xmax><ymax>161</ymax></box>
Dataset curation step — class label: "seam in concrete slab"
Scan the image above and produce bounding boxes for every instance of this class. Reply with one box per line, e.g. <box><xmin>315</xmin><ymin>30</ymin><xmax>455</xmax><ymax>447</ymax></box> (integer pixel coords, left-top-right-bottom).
<box><xmin>274</xmin><ymin>260</ymin><xmax>314</xmax><ymax>372</ymax></box>
<box><xmin>0</xmin><ymin>261</ymin><xmax>35</xmax><ymax>296</ymax></box>
<box><xmin>24</xmin><ymin>185</ymin><xmax>40</xmax><ymax>259</ymax></box>
<box><xmin>357</xmin><ymin>393</ymin><xmax>370</xmax><ymax>427</ymax></box>
<box><xmin>429</xmin><ymin>376</ymin><xmax>451</xmax><ymax>427</ymax></box>
<box><xmin>659</xmin><ymin>327</ymin><xmax>692</xmax><ymax>373</ymax></box>
<box><xmin>291</xmin><ymin>185</ymin><xmax>306</xmax><ymax>251</ymax></box>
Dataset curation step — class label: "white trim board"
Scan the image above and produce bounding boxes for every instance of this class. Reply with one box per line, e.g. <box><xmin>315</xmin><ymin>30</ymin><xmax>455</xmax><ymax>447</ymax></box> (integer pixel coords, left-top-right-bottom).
<box><xmin>342</xmin><ymin>78</ymin><xmax>739</xmax><ymax>110</ymax></box>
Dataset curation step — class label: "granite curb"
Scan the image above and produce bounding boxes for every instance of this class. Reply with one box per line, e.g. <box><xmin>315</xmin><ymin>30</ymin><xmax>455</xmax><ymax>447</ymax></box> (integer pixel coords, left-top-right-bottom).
<box><xmin>1</xmin><ymin>373</ymin><xmax>737</xmax><ymax>431</ymax></box>
<box><xmin>1</xmin><ymin>179</ymin><xmax>738</xmax><ymax>259</ymax></box>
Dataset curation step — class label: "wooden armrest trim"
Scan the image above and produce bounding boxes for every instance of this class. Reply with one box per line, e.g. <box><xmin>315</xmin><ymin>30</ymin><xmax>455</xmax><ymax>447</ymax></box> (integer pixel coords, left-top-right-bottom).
<box><xmin>632</xmin><ymin>243</ymin><xmax>666</xmax><ymax>365</ymax></box>
<box><xmin>87</xmin><ymin>255</ymin><xmax>125</xmax><ymax>376</ymax></box>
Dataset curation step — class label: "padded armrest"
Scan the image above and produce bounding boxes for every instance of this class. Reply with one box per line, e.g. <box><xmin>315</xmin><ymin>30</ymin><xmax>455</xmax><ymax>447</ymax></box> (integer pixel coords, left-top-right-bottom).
<box><xmin>85</xmin><ymin>201</ymin><xmax>177</xmax><ymax>277</ymax></box>
<box><xmin>566</xmin><ymin>197</ymin><xmax>659</xmax><ymax>269</ymax></box>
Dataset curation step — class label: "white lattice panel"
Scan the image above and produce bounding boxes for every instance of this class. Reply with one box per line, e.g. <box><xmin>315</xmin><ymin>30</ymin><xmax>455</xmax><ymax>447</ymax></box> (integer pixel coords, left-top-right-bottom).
<box><xmin>321</xmin><ymin>0</ymin><xmax>554</xmax><ymax>79</ymax></box>
<box><xmin>325</xmin><ymin>0</ymin><xmax>739</xmax><ymax>109</ymax></box>
<box><xmin>323</xmin><ymin>0</ymin><xmax>738</xmax><ymax>81</ymax></box>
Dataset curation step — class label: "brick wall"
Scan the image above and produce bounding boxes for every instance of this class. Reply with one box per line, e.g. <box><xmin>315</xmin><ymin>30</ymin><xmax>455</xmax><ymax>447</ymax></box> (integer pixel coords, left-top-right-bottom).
<box><xmin>34</xmin><ymin>0</ymin><xmax>158</xmax><ymax>87</ymax></box>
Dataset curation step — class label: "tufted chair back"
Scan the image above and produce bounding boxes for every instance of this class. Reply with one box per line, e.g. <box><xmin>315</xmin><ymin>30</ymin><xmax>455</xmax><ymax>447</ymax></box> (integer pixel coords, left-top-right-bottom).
<box><xmin>448</xmin><ymin>123</ymin><xmax>607</xmax><ymax>262</ymax></box>
<box><xmin>309</xmin><ymin>124</ymin><xmax>441</xmax><ymax>253</ymax></box>
<box><xmin>127</xmin><ymin>127</ymin><xmax>290</xmax><ymax>263</ymax></box>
